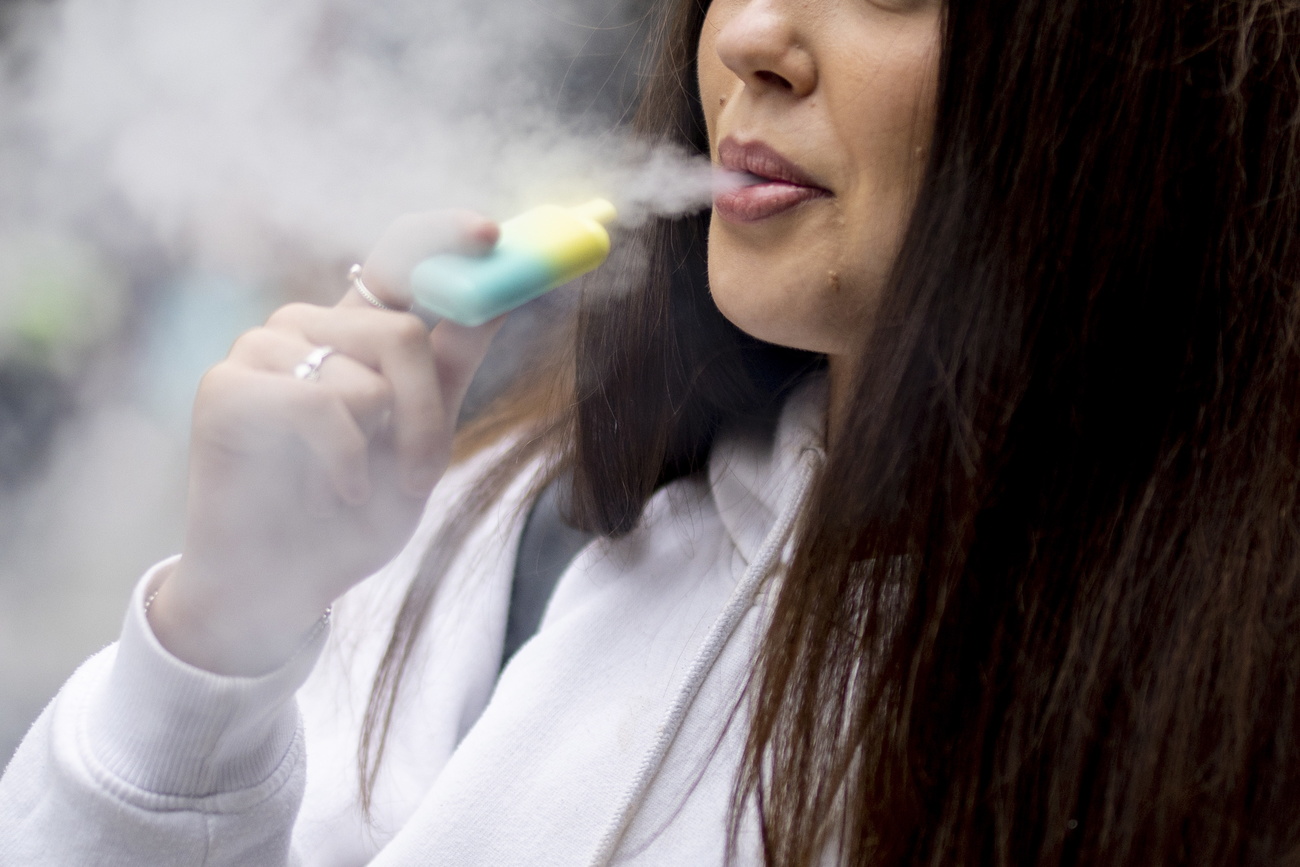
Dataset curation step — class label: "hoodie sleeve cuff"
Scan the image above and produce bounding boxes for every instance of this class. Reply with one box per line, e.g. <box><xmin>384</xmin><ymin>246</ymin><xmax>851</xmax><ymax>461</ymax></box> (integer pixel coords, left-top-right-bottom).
<box><xmin>84</xmin><ymin>557</ymin><xmax>330</xmax><ymax>798</ymax></box>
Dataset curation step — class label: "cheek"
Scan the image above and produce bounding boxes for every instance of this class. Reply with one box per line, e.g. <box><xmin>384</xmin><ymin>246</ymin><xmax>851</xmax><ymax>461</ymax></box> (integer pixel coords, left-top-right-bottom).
<box><xmin>697</xmin><ymin>10</ymin><xmax>732</xmax><ymax>144</ymax></box>
<box><xmin>832</xmin><ymin>59</ymin><xmax>936</xmax><ymax>251</ymax></box>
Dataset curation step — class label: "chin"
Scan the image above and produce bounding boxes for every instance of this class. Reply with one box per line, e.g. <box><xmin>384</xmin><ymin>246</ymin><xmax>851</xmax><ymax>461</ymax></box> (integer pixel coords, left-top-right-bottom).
<box><xmin>709</xmin><ymin>280</ymin><xmax>828</xmax><ymax>354</ymax></box>
<box><xmin>708</xmin><ymin>232</ymin><xmax>852</xmax><ymax>335</ymax></box>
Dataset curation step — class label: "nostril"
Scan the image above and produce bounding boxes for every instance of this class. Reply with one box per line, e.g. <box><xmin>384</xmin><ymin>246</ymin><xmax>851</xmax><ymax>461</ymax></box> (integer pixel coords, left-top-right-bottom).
<box><xmin>755</xmin><ymin>70</ymin><xmax>793</xmax><ymax>90</ymax></box>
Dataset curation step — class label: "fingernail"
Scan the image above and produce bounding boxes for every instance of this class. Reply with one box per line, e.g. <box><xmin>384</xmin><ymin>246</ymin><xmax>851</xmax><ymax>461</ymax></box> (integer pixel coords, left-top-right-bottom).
<box><xmin>468</xmin><ymin>220</ymin><xmax>500</xmax><ymax>250</ymax></box>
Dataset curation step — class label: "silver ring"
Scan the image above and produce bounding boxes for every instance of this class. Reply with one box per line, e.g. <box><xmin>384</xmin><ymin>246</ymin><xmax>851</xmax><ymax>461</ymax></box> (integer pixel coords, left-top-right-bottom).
<box><xmin>349</xmin><ymin>264</ymin><xmax>406</xmax><ymax>312</ymax></box>
<box><xmin>293</xmin><ymin>345</ymin><xmax>336</xmax><ymax>382</ymax></box>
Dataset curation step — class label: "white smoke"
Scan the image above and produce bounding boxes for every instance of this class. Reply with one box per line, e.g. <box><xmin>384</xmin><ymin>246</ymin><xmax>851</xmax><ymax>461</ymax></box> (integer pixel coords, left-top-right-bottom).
<box><xmin>0</xmin><ymin>0</ymin><xmax>714</xmax><ymax>762</ymax></box>
<box><xmin>6</xmin><ymin>0</ymin><xmax>712</xmax><ymax>276</ymax></box>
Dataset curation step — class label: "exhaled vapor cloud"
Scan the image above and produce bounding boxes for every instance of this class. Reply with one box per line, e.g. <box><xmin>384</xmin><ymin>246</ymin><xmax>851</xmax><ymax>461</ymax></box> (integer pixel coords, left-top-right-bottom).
<box><xmin>0</xmin><ymin>0</ymin><xmax>719</xmax><ymax>765</ymax></box>
<box><xmin>4</xmin><ymin>0</ymin><xmax>713</xmax><ymax>281</ymax></box>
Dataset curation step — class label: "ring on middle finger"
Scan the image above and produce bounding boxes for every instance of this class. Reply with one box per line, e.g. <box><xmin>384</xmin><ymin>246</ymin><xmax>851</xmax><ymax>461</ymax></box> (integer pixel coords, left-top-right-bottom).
<box><xmin>293</xmin><ymin>345</ymin><xmax>337</xmax><ymax>382</ymax></box>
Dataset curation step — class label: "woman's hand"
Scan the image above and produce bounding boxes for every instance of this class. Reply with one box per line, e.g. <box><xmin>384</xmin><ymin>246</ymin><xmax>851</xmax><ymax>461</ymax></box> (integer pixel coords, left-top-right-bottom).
<box><xmin>147</xmin><ymin>212</ymin><xmax>504</xmax><ymax>676</ymax></box>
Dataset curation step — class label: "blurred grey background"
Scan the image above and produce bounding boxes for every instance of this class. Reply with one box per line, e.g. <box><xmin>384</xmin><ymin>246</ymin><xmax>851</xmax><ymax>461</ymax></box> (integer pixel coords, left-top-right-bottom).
<box><xmin>0</xmin><ymin>0</ymin><xmax>647</xmax><ymax>763</ymax></box>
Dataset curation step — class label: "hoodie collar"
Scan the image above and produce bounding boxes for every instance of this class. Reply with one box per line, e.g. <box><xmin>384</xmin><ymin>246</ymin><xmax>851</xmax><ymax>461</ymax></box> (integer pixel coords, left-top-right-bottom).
<box><xmin>708</xmin><ymin>376</ymin><xmax>828</xmax><ymax>568</ymax></box>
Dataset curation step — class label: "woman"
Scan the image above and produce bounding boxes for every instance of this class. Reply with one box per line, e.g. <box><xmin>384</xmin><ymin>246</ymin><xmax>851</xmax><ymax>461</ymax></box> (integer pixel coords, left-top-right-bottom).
<box><xmin>3</xmin><ymin>0</ymin><xmax>1299</xmax><ymax>863</ymax></box>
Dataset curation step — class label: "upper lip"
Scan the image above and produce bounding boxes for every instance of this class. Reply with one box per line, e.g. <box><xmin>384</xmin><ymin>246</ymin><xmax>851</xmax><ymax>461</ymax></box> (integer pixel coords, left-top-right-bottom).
<box><xmin>718</xmin><ymin>137</ymin><xmax>829</xmax><ymax>191</ymax></box>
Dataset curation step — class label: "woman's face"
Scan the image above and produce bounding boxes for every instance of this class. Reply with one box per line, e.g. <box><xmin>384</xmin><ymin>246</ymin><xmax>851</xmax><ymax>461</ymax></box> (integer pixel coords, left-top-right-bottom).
<box><xmin>699</xmin><ymin>0</ymin><xmax>941</xmax><ymax>356</ymax></box>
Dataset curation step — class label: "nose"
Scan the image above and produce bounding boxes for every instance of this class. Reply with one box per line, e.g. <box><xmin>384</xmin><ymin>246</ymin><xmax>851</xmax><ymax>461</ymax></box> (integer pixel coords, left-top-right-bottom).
<box><xmin>712</xmin><ymin>1</ymin><xmax>817</xmax><ymax>98</ymax></box>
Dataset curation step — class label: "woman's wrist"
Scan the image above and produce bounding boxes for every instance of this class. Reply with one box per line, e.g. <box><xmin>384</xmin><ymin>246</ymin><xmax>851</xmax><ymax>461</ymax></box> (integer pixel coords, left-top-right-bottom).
<box><xmin>145</xmin><ymin>559</ymin><xmax>331</xmax><ymax>677</ymax></box>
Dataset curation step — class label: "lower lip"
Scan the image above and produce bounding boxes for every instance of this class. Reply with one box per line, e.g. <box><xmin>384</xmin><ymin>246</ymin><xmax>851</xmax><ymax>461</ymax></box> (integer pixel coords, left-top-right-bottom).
<box><xmin>713</xmin><ymin>181</ymin><xmax>829</xmax><ymax>224</ymax></box>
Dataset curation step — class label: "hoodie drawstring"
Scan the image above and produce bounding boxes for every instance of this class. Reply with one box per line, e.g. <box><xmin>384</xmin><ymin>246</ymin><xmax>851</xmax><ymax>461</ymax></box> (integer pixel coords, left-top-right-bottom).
<box><xmin>583</xmin><ymin>447</ymin><xmax>822</xmax><ymax>867</ymax></box>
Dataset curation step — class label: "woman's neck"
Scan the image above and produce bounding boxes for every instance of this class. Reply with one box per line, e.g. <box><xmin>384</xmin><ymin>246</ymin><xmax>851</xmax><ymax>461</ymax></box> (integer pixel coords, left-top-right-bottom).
<box><xmin>826</xmin><ymin>354</ymin><xmax>856</xmax><ymax>445</ymax></box>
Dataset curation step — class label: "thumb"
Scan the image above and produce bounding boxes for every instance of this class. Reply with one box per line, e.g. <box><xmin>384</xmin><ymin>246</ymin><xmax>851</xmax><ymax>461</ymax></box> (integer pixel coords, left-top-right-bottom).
<box><xmin>428</xmin><ymin>315</ymin><xmax>509</xmax><ymax>418</ymax></box>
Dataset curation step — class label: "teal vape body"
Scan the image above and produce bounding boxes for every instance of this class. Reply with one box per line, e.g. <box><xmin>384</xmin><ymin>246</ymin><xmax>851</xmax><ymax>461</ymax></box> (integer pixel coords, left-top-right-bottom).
<box><xmin>410</xmin><ymin>199</ymin><xmax>618</xmax><ymax>327</ymax></box>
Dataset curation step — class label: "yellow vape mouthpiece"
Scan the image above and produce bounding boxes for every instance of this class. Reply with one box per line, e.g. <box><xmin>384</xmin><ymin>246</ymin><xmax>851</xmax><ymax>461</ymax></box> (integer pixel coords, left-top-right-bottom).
<box><xmin>410</xmin><ymin>198</ymin><xmax>618</xmax><ymax>327</ymax></box>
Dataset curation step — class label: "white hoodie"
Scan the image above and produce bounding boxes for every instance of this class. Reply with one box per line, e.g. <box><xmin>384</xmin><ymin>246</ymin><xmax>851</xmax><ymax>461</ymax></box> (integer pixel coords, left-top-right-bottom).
<box><xmin>0</xmin><ymin>380</ymin><xmax>826</xmax><ymax>866</ymax></box>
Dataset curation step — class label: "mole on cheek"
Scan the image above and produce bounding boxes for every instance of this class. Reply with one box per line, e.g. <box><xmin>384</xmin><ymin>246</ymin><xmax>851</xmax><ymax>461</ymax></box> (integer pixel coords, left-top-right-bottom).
<box><xmin>827</xmin><ymin>270</ymin><xmax>841</xmax><ymax>292</ymax></box>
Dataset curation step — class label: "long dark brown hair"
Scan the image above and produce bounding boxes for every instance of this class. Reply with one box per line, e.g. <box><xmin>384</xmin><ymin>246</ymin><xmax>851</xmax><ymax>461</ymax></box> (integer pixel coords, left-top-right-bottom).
<box><xmin>364</xmin><ymin>1</ymin><xmax>1300</xmax><ymax>864</ymax></box>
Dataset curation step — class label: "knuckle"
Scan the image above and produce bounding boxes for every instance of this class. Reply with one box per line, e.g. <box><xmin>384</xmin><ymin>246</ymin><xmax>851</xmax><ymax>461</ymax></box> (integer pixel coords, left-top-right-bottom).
<box><xmin>265</xmin><ymin>302</ymin><xmax>316</xmax><ymax>330</ymax></box>
<box><xmin>197</xmin><ymin>362</ymin><xmax>242</xmax><ymax>396</ymax></box>
<box><xmin>192</xmin><ymin>365</ymin><xmax>264</xmax><ymax>434</ymax></box>
<box><xmin>390</xmin><ymin>314</ymin><xmax>430</xmax><ymax>347</ymax></box>
<box><xmin>228</xmin><ymin>327</ymin><xmax>273</xmax><ymax>358</ymax></box>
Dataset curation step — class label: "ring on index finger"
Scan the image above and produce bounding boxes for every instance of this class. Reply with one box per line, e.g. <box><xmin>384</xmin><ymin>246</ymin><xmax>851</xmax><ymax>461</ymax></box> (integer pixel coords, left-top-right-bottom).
<box><xmin>349</xmin><ymin>264</ymin><xmax>409</xmax><ymax>313</ymax></box>
<box><xmin>350</xmin><ymin>263</ymin><xmax>443</xmax><ymax>329</ymax></box>
<box><xmin>293</xmin><ymin>345</ymin><xmax>337</xmax><ymax>382</ymax></box>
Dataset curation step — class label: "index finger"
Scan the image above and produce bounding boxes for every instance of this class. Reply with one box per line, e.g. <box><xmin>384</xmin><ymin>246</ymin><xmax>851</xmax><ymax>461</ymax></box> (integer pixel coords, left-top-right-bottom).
<box><xmin>340</xmin><ymin>210</ymin><xmax>500</xmax><ymax>312</ymax></box>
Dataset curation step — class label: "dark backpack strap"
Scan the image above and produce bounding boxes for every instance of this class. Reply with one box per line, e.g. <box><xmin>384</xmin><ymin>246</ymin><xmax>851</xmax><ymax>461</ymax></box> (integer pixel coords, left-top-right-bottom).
<box><xmin>500</xmin><ymin>476</ymin><xmax>595</xmax><ymax>670</ymax></box>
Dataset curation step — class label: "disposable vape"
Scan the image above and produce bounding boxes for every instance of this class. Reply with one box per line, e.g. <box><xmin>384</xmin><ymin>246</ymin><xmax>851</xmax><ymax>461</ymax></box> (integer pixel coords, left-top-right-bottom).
<box><xmin>409</xmin><ymin>198</ymin><xmax>618</xmax><ymax>326</ymax></box>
